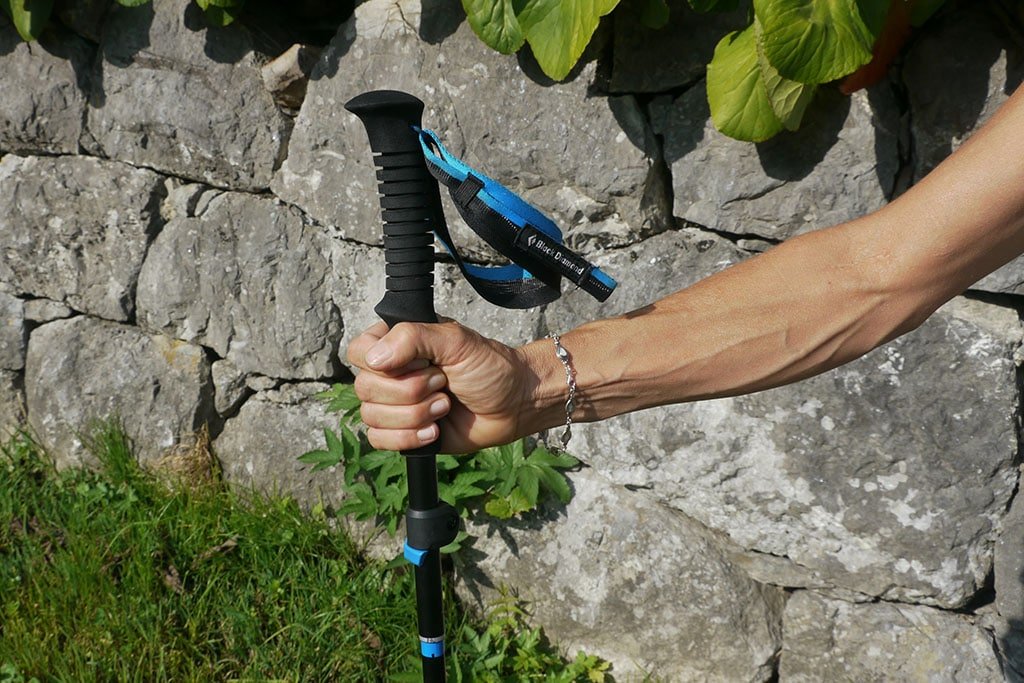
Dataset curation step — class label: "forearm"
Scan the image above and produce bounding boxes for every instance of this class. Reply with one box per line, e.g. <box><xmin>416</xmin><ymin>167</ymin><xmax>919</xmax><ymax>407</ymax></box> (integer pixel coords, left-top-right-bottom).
<box><xmin>518</xmin><ymin>84</ymin><xmax>1024</xmax><ymax>435</ymax></box>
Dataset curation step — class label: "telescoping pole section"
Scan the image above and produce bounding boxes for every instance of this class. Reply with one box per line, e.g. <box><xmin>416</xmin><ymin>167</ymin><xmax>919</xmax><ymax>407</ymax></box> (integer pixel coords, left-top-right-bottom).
<box><xmin>345</xmin><ymin>90</ymin><xmax>460</xmax><ymax>683</ymax></box>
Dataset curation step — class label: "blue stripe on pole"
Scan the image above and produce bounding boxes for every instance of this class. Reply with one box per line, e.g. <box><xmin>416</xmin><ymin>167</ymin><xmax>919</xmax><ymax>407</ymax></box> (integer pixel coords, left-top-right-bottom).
<box><xmin>420</xmin><ymin>639</ymin><xmax>445</xmax><ymax>658</ymax></box>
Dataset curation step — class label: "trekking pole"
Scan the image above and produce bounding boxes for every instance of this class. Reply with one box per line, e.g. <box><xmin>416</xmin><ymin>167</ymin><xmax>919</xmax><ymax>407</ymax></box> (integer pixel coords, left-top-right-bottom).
<box><xmin>345</xmin><ymin>90</ymin><xmax>460</xmax><ymax>683</ymax></box>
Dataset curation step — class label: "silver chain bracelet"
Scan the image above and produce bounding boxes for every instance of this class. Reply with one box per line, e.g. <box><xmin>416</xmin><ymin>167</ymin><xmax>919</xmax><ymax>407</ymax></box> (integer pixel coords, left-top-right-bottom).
<box><xmin>548</xmin><ymin>333</ymin><xmax>577</xmax><ymax>448</ymax></box>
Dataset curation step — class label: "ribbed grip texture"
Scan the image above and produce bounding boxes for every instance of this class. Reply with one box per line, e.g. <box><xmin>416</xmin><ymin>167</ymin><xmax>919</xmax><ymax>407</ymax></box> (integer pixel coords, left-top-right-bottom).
<box><xmin>345</xmin><ymin>91</ymin><xmax>441</xmax><ymax>330</ymax></box>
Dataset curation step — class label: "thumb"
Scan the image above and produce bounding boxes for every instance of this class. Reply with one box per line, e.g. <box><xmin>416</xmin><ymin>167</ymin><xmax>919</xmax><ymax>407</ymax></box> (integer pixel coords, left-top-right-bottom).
<box><xmin>364</xmin><ymin>321</ymin><xmax>470</xmax><ymax>373</ymax></box>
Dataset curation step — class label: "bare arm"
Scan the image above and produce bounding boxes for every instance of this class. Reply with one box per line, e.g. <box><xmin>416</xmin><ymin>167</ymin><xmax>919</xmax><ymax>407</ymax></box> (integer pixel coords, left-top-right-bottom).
<box><xmin>348</xmin><ymin>84</ymin><xmax>1024</xmax><ymax>453</ymax></box>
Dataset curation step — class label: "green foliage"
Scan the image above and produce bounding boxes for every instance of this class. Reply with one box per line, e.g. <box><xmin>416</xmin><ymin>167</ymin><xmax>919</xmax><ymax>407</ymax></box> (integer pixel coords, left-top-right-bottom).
<box><xmin>466</xmin><ymin>0</ymin><xmax>950</xmax><ymax>141</ymax></box>
<box><xmin>0</xmin><ymin>423</ymin><xmax>609</xmax><ymax>681</ymax></box>
<box><xmin>1</xmin><ymin>0</ymin><xmax>53</xmax><ymax>42</ymax></box>
<box><xmin>301</xmin><ymin>384</ymin><xmax>580</xmax><ymax>553</ymax></box>
<box><xmin>463</xmin><ymin>0</ymin><xmax>620</xmax><ymax>80</ymax></box>
<box><xmin>445</xmin><ymin>589</ymin><xmax>611</xmax><ymax>682</ymax></box>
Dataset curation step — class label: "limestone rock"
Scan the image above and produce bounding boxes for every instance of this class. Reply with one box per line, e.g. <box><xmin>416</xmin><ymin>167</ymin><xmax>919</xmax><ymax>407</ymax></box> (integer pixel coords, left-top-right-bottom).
<box><xmin>0</xmin><ymin>16</ymin><xmax>92</xmax><ymax>154</ymax></box>
<box><xmin>85</xmin><ymin>0</ymin><xmax>290</xmax><ymax>190</ymax></box>
<box><xmin>651</xmin><ymin>85</ymin><xmax>900</xmax><ymax>241</ymax></box>
<box><xmin>136</xmin><ymin>192</ymin><xmax>342</xmax><ymax>380</ymax></box>
<box><xmin>996</xmin><ymin>487</ymin><xmax>1024</xmax><ymax>623</ymax></box>
<box><xmin>214</xmin><ymin>382</ymin><xmax>345</xmax><ymax>511</ymax></box>
<box><xmin>211</xmin><ymin>359</ymin><xmax>249</xmax><ymax>417</ymax></box>
<box><xmin>549</xmin><ymin>230</ymin><xmax>1020</xmax><ymax>607</ymax></box>
<box><xmin>904</xmin><ymin>1</ymin><xmax>1024</xmax><ymax>297</ymax></box>
<box><xmin>273</xmin><ymin>0</ymin><xmax>666</xmax><ymax>251</ymax></box>
<box><xmin>780</xmin><ymin>591</ymin><xmax>1003</xmax><ymax>681</ymax></box>
<box><xmin>458</xmin><ymin>467</ymin><xmax>784</xmax><ymax>681</ymax></box>
<box><xmin>23</xmin><ymin>298</ymin><xmax>75</xmax><ymax>324</ymax></box>
<box><xmin>25</xmin><ymin>316</ymin><xmax>214</xmax><ymax>468</ymax></box>
<box><xmin>0</xmin><ymin>290</ymin><xmax>25</xmax><ymax>371</ymax></box>
<box><xmin>0</xmin><ymin>155</ymin><xmax>163</xmax><ymax>321</ymax></box>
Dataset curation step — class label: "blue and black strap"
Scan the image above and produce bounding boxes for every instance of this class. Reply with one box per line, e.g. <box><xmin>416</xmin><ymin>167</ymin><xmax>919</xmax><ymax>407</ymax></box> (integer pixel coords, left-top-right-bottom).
<box><xmin>414</xmin><ymin>128</ymin><xmax>617</xmax><ymax>309</ymax></box>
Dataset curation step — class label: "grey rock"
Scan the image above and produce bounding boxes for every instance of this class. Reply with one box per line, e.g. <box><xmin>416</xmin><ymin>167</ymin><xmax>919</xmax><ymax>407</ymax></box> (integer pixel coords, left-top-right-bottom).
<box><xmin>245</xmin><ymin>375</ymin><xmax>279</xmax><ymax>392</ymax></box>
<box><xmin>904</xmin><ymin>2</ymin><xmax>1024</xmax><ymax>298</ymax></box>
<box><xmin>780</xmin><ymin>591</ymin><xmax>1003</xmax><ymax>682</ymax></box>
<box><xmin>0</xmin><ymin>370</ymin><xmax>24</xmax><ymax>437</ymax></box>
<box><xmin>23</xmin><ymin>298</ymin><xmax>75</xmax><ymax>324</ymax></box>
<box><xmin>610</xmin><ymin>0</ymin><xmax>747</xmax><ymax>93</ymax></box>
<box><xmin>136</xmin><ymin>192</ymin><xmax>342</xmax><ymax>380</ymax></box>
<box><xmin>214</xmin><ymin>382</ymin><xmax>345</xmax><ymax>511</ymax></box>
<box><xmin>551</xmin><ymin>230</ymin><xmax>1020</xmax><ymax>607</ymax></box>
<box><xmin>211</xmin><ymin>359</ymin><xmax>249</xmax><ymax>417</ymax></box>
<box><xmin>85</xmin><ymin>0</ymin><xmax>290</xmax><ymax>190</ymax></box>
<box><xmin>904</xmin><ymin>2</ymin><xmax>1021</xmax><ymax>183</ymax></box>
<box><xmin>981</xmin><ymin>614</ymin><xmax>1024</xmax><ymax>683</ymax></box>
<box><xmin>273</xmin><ymin>0</ymin><xmax>666</xmax><ymax>251</ymax></box>
<box><xmin>651</xmin><ymin>85</ymin><xmax>900</xmax><ymax>241</ymax></box>
<box><xmin>996</xmin><ymin>488</ymin><xmax>1024</xmax><ymax>623</ymax></box>
<box><xmin>0</xmin><ymin>155</ymin><xmax>163</xmax><ymax>321</ymax></box>
<box><xmin>0</xmin><ymin>17</ymin><xmax>92</xmax><ymax>154</ymax></box>
<box><xmin>458</xmin><ymin>466</ymin><xmax>784</xmax><ymax>681</ymax></box>
<box><xmin>0</xmin><ymin>291</ymin><xmax>25</xmax><ymax>371</ymax></box>
<box><xmin>25</xmin><ymin>316</ymin><xmax>214</xmax><ymax>468</ymax></box>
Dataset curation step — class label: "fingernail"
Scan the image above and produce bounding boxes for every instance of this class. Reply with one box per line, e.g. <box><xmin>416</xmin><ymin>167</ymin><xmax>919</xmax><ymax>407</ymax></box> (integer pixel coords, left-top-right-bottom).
<box><xmin>429</xmin><ymin>398</ymin><xmax>448</xmax><ymax>417</ymax></box>
<box><xmin>366</xmin><ymin>342</ymin><xmax>392</xmax><ymax>368</ymax></box>
<box><xmin>417</xmin><ymin>425</ymin><xmax>437</xmax><ymax>443</ymax></box>
<box><xmin>427</xmin><ymin>373</ymin><xmax>446</xmax><ymax>391</ymax></box>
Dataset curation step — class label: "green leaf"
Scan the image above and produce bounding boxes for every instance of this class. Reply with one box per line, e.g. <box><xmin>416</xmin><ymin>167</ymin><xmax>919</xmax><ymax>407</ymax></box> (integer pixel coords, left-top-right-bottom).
<box><xmin>484</xmin><ymin>496</ymin><xmax>514</xmax><ymax>519</ymax></box>
<box><xmin>515</xmin><ymin>467</ymin><xmax>540</xmax><ymax>508</ymax></box>
<box><xmin>525</xmin><ymin>446</ymin><xmax>578</xmax><ymax>470</ymax></box>
<box><xmin>5</xmin><ymin>0</ymin><xmax>54</xmax><ymax>41</ymax></box>
<box><xmin>707</xmin><ymin>26</ymin><xmax>784</xmax><ymax>142</ymax></box>
<box><xmin>317</xmin><ymin>383</ymin><xmax>362</xmax><ymax>418</ymax></box>
<box><xmin>909</xmin><ymin>0</ymin><xmax>946</xmax><ymax>27</ymax></box>
<box><xmin>296</xmin><ymin>448</ymin><xmax>337</xmax><ymax>473</ymax></box>
<box><xmin>754</xmin><ymin>0</ymin><xmax>874</xmax><ymax>84</ymax></box>
<box><xmin>115</xmin><ymin>0</ymin><xmax>152</xmax><ymax>7</ymax></box>
<box><xmin>755</xmin><ymin>18</ymin><xmax>816</xmax><ymax>131</ymax></box>
<box><xmin>855</xmin><ymin>0</ymin><xmax>889</xmax><ymax>38</ymax></box>
<box><xmin>462</xmin><ymin>0</ymin><xmax>526</xmax><ymax>54</ymax></box>
<box><xmin>517</xmin><ymin>0</ymin><xmax>621</xmax><ymax>81</ymax></box>
<box><xmin>536</xmin><ymin>466</ymin><xmax>572</xmax><ymax>504</ymax></box>
<box><xmin>195</xmin><ymin>0</ymin><xmax>244</xmax><ymax>27</ymax></box>
<box><xmin>639</xmin><ymin>0</ymin><xmax>669</xmax><ymax>29</ymax></box>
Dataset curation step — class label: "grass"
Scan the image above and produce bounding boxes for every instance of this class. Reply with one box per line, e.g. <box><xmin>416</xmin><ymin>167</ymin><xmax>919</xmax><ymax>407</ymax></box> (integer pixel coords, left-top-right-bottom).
<box><xmin>0</xmin><ymin>423</ymin><xmax>611</xmax><ymax>682</ymax></box>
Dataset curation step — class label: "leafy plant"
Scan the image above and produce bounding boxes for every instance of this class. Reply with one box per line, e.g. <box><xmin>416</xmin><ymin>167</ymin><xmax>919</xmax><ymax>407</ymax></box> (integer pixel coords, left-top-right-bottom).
<box><xmin>465</xmin><ymin>0</ymin><xmax>950</xmax><ymax>141</ymax></box>
<box><xmin>300</xmin><ymin>384</ymin><xmax>580</xmax><ymax>553</ymax></box>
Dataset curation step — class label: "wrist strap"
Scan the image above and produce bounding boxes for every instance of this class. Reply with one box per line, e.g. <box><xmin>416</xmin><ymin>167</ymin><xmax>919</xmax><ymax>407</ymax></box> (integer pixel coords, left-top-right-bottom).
<box><xmin>548</xmin><ymin>333</ymin><xmax>577</xmax><ymax>448</ymax></box>
<box><xmin>414</xmin><ymin>127</ymin><xmax>617</xmax><ymax>309</ymax></box>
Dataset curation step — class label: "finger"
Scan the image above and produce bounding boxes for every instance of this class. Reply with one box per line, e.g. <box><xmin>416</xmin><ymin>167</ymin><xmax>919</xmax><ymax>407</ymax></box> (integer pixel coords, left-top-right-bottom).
<box><xmin>363</xmin><ymin>321</ymin><xmax>473</xmax><ymax>372</ymax></box>
<box><xmin>366</xmin><ymin>424</ymin><xmax>439</xmax><ymax>451</ymax></box>
<box><xmin>359</xmin><ymin>393</ymin><xmax>450</xmax><ymax>430</ymax></box>
<box><xmin>354</xmin><ymin>365</ymin><xmax>448</xmax><ymax>405</ymax></box>
<box><xmin>346</xmin><ymin>321</ymin><xmax>390</xmax><ymax>369</ymax></box>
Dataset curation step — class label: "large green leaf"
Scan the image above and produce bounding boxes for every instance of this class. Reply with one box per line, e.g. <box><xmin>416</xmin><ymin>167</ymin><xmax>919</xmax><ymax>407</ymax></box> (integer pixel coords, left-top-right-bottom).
<box><xmin>855</xmin><ymin>0</ymin><xmax>889</xmax><ymax>38</ymax></box>
<box><xmin>754</xmin><ymin>0</ymin><xmax>874</xmax><ymax>84</ymax></box>
<box><xmin>4</xmin><ymin>0</ymin><xmax>53</xmax><ymax>41</ymax></box>
<box><xmin>462</xmin><ymin>0</ymin><xmax>526</xmax><ymax>54</ymax></box>
<box><xmin>517</xmin><ymin>0</ymin><xmax>620</xmax><ymax>80</ymax></box>
<box><xmin>755</xmin><ymin>18</ymin><xmax>816</xmax><ymax>131</ymax></box>
<box><xmin>195</xmin><ymin>0</ymin><xmax>244</xmax><ymax>26</ymax></box>
<box><xmin>707</xmin><ymin>26</ymin><xmax>784</xmax><ymax>142</ymax></box>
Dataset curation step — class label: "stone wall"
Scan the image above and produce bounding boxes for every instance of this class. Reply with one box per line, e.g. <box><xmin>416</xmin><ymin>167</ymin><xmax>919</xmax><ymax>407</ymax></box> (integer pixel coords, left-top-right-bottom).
<box><xmin>2</xmin><ymin>0</ymin><xmax>1023</xmax><ymax>679</ymax></box>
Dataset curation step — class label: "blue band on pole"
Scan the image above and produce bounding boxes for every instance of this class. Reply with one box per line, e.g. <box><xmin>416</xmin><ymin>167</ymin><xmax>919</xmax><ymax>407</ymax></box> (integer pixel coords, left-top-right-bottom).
<box><xmin>404</xmin><ymin>541</ymin><xmax>428</xmax><ymax>567</ymax></box>
<box><xmin>420</xmin><ymin>639</ymin><xmax>445</xmax><ymax>658</ymax></box>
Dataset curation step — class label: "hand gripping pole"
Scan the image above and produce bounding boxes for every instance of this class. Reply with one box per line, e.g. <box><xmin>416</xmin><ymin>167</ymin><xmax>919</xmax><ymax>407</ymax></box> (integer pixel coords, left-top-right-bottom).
<box><xmin>345</xmin><ymin>90</ymin><xmax>459</xmax><ymax>683</ymax></box>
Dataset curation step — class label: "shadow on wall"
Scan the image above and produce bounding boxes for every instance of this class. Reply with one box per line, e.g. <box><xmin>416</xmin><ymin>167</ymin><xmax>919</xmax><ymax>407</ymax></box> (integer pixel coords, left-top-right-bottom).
<box><xmin>87</xmin><ymin>2</ymin><xmax>154</xmax><ymax>110</ymax></box>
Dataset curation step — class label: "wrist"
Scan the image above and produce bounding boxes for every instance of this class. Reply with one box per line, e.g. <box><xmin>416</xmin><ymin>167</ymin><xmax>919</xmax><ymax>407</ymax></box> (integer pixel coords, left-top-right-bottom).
<box><xmin>514</xmin><ymin>336</ymin><xmax>572</xmax><ymax>437</ymax></box>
